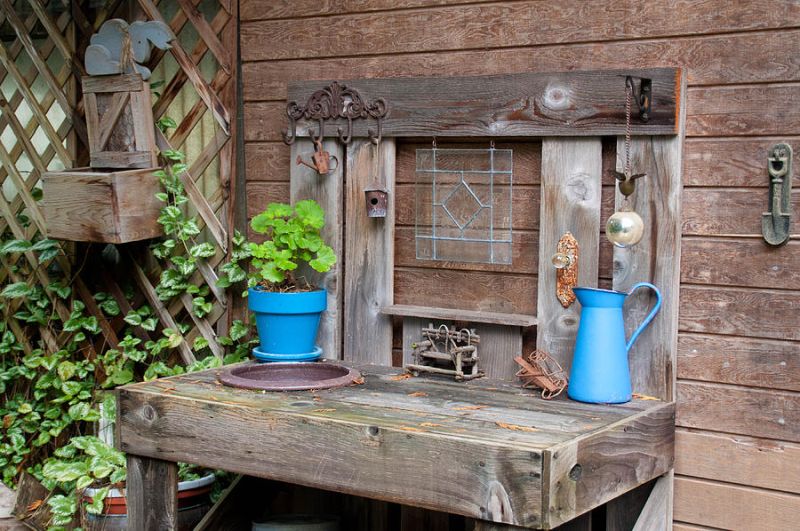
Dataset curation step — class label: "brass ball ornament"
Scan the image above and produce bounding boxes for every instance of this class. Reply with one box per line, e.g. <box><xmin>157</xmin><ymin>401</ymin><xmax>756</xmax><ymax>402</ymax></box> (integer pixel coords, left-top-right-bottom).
<box><xmin>606</xmin><ymin>209</ymin><xmax>644</xmax><ymax>248</ymax></box>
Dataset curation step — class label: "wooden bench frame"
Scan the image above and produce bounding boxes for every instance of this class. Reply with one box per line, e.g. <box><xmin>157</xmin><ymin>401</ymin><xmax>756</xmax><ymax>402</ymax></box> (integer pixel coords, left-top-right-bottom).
<box><xmin>119</xmin><ymin>67</ymin><xmax>685</xmax><ymax>530</ymax></box>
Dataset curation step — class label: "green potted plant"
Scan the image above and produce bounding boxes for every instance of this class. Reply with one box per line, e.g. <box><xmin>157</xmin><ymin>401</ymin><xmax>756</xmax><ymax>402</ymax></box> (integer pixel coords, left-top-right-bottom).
<box><xmin>246</xmin><ymin>200</ymin><xmax>336</xmax><ymax>362</ymax></box>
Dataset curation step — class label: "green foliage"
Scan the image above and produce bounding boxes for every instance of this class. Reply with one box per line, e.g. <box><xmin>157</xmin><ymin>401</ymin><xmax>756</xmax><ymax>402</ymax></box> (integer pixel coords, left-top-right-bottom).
<box><xmin>0</xmin><ymin>115</ymin><xmax>254</xmax><ymax>529</ymax></box>
<box><xmin>247</xmin><ymin>200</ymin><xmax>337</xmax><ymax>288</ymax></box>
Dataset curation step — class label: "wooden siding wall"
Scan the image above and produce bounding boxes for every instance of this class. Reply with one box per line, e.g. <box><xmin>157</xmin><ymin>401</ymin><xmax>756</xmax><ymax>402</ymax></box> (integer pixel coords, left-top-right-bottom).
<box><xmin>240</xmin><ymin>2</ymin><xmax>800</xmax><ymax>529</ymax></box>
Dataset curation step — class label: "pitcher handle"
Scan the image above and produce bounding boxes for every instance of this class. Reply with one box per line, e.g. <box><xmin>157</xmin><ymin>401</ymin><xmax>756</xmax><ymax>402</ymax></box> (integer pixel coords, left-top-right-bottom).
<box><xmin>626</xmin><ymin>282</ymin><xmax>662</xmax><ymax>352</ymax></box>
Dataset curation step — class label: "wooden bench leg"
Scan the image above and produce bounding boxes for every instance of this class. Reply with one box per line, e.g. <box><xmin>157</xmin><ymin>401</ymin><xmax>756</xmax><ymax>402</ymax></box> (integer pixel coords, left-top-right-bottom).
<box><xmin>126</xmin><ymin>454</ymin><xmax>178</xmax><ymax>530</ymax></box>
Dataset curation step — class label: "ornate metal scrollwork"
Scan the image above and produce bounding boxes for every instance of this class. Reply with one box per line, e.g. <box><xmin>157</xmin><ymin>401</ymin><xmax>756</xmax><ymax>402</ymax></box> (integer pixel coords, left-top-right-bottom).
<box><xmin>282</xmin><ymin>81</ymin><xmax>389</xmax><ymax>145</ymax></box>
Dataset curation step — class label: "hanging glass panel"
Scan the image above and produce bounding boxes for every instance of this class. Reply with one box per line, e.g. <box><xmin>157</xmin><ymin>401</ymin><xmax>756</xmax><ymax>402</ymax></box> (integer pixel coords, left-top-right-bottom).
<box><xmin>415</xmin><ymin>148</ymin><xmax>513</xmax><ymax>264</ymax></box>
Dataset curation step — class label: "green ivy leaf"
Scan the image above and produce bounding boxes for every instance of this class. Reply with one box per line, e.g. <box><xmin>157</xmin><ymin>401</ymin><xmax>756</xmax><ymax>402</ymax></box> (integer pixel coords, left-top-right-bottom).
<box><xmin>1</xmin><ymin>282</ymin><xmax>31</xmax><ymax>299</ymax></box>
<box><xmin>86</xmin><ymin>487</ymin><xmax>109</xmax><ymax>515</ymax></box>
<box><xmin>230</xmin><ymin>320</ymin><xmax>248</xmax><ymax>341</ymax></box>
<box><xmin>0</xmin><ymin>239</ymin><xmax>32</xmax><ymax>254</ymax></box>
<box><xmin>190</xmin><ymin>242</ymin><xmax>216</xmax><ymax>258</ymax></box>
<box><xmin>192</xmin><ymin>337</ymin><xmax>209</xmax><ymax>351</ymax></box>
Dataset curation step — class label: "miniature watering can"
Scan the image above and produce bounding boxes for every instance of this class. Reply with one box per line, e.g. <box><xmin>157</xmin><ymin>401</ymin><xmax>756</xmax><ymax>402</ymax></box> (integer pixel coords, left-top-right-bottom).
<box><xmin>567</xmin><ymin>283</ymin><xmax>662</xmax><ymax>404</ymax></box>
<box><xmin>296</xmin><ymin>139</ymin><xmax>338</xmax><ymax>175</ymax></box>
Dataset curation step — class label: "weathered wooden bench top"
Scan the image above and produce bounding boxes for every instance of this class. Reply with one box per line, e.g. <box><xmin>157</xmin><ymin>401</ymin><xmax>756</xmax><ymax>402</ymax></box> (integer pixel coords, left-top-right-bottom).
<box><xmin>118</xmin><ymin>362</ymin><xmax>674</xmax><ymax>529</ymax></box>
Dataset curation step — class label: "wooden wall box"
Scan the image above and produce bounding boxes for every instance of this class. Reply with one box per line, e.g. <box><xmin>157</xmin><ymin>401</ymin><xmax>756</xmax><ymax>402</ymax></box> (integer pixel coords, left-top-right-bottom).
<box><xmin>42</xmin><ymin>167</ymin><xmax>163</xmax><ymax>243</ymax></box>
<box><xmin>82</xmin><ymin>73</ymin><xmax>158</xmax><ymax>169</ymax></box>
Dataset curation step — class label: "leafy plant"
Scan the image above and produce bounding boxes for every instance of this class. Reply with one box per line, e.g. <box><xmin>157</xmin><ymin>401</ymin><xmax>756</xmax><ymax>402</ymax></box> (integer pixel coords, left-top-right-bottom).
<box><xmin>0</xmin><ymin>113</ymin><xmax>254</xmax><ymax>529</ymax></box>
<box><xmin>247</xmin><ymin>200</ymin><xmax>336</xmax><ymax>291</ymax></box>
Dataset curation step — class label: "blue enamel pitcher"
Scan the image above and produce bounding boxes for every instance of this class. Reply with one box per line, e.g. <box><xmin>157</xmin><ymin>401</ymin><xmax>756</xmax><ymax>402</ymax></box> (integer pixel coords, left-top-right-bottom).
<box><xmin>568</xmin><ymin>283</ymin><xmax>662</xmax><ymax>404</ymax></box>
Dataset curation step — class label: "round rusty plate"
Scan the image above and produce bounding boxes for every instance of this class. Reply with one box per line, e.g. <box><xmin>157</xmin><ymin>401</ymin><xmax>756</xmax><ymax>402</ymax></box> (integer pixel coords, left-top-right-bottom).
<box><xmin>217</xmin><ymin>362</ymin><xmax>361</xmax><ymax>391</ymax></box>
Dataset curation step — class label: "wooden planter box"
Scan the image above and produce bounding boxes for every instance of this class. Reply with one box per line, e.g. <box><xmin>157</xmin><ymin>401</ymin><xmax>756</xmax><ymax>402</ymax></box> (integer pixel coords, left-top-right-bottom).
<box><xmin>83</xmin><ymin>73</ymin><xmax>157</xmax><ymax>169</ymax></box>
<box><xmin>42</xmin><ymin>167</ymin><xmax>163</xmax><ymax>243</ymax></box>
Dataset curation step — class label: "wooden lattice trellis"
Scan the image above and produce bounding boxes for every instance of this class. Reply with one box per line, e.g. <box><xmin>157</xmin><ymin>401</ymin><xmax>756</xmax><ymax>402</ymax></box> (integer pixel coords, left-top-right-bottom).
<box><xmin>0</xmin><ymin>0</ymin><xmax>239</xmax><ymax>366</ymax></box>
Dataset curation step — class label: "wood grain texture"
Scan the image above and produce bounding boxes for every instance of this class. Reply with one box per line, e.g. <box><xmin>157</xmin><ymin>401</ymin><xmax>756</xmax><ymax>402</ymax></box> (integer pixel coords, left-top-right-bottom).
<box><xmin>344</xmin><ymin>139</ymin><xmax>395</xmax><ymax>365</ymax></box>
<box><xmin>118</xmin><ymin>363</ymin><xmax>672</xmax><ymax>529</ymax></box>
<box><xmin>243</xmin><ymin>30</ymin><xmax>800</xmax><ymax>102</ymax></box>
<box><xmin>686</xmin><ymin>84</ymin><xmax>800</xmax><ymax>137</ymax></box>
<box><xmin>674</xmin><ymin>476</ymin><xmax>800</xmax><ymax>531</ymax></box>
<box><xmin>612</xmin><ymin>103</ymin><xmax>685</xmax><ymax>400</ymax></box>
<box><xmin>675</xmin><ymin>429</ymin><xmax>800</xmax><ymax>494</ymax></box>
<box><xmin>241</xmin><ymin>1</ymin><xmax>800</xmax><ymax>61</ymax></box>
<box><xmin>383</xmin><ymin>305</ymin><xmax>536</xmax><ymax>328</ymax></box>
<box><xmin>542</xmin><ymin>403</ymin><xmax>675</xmax><ymax>528</ymax></box>
<box><xmin>537</xmin><ymin>138</ymin><xmax>602</xmax><ymax>372</ymax></box>
<box><xmin>290</xmin><ymin>139</ymin><xmax>344</xmax><ymax>360</ymax></box>
<box><xmin>126</xmin><ymin>454</ymin><xmax>178</xmax><ymax>531</ymax></box>
<box><xmin>677</xmin><ymin>381</ymin><xmax>800</xmax><ymax>443</ymax></box>
<box><xmin>245</xmin><ymin>142</ymin><xmax>290</xmax><ymax>181</ymax></box>
<box><xmin>41</xmin><ymin>167</ymin><xmax>163</xmax><ymax>243</ymax></box>
<box><xmin>395</xmin><ymin>267</ymin><xmax>537</xmax><ymax>315</ymax></box>
<box><xmin>683</xmin><ymin>137</ymin><xmax>800</xmax><ymax>187</ymax></box>
<box><xmin>241</xmin><ymin>0</ymin><xmax>496</xmax><ymax>21</ymax></box>
<box><xmin>631</xmin><ymin>475</ymin><xmax>670</xmax><ymax>531</ymax></box>
<box><xmin>247</xmin><ymin>181</ymin><xmax>290</xmax><ymax>217</ymax></box>
<box><xmin>282</xmin><ymin>69</ymin><xmax>680</xmax><ymax>139</ymax></box>
<box><xmin>678</xmin><ymin>333</ymin><xmax>800</xmax><ymax>392</ymax></box>
<box><xmin>681</xmin><ymin>238</ymin><xmax>800</xmax><ymax>289</ymax></box>
<box><xmin>682</xmin><ymin>188</ymin><xmax>800</xmax><ymax>238</ymax></box>
<box><xmin>678</xmin><ymin>286</ymin><xmax>800</xmax><ymax>341</ymax></box>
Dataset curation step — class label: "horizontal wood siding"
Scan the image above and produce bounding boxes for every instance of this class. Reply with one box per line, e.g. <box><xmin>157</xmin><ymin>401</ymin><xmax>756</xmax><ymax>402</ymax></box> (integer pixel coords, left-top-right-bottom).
<box><xmin>241</xmin><ymin>1</ymin><xmax>800</xmax><ymax>528</ymax></box>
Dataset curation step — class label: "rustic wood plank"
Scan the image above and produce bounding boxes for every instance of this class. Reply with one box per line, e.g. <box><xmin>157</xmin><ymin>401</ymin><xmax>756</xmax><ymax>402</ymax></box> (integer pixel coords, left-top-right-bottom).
<box><xmin>344</xmin><ymin>139</ymin><xmax>395</xmax><ymax>365</ymax></box>
<box><xmin>675</xmin><ymin>429</ymin><xmax>800</xmax><ymax>495</ymax></box>
<box><xmin>677</xmin><ymin>381</ymin><xmax>800</xmax><ymax>443</ymax></box>
<box><xmin>537</xmin><ymin>138</ymin><xmax>602</xmax><ymax>372</ymax></box>
<box><xmin>631</xmin><ymin>475</ymin><xmax>671</xmax><ymax>531</ymax></box>
<box><xmin>678</xmin><ymin>333</ymin><xmax>800</xmax><ymax>392</ymax></box>
<box><xmin>242</xmin><ymin>30</ymin><xmax>800</xmax><ymax>102</ymax></box>
<box><xmin>395</xmin><ymin>267</ymin><xmax>537</xmax><ymax>315</ymax></box>
<box><xmin>612</xmin><ymin>83</ymin><xmax>685</xmax><ymax>399</ymax></box>
<box><xmin>290</xmin><ymin>138</ymin><xmax>344</xmax><ymax>360</ymax></box>
<box><xmin>82</xmin><ymin>73</ymin><xmax>147</xmax><ymax>93</ymax></box>
<box><xmin>383</xmin><ymin>304</ymin><xmax>536</xmax><ymax>327</ymax></box>
<box><xmin>241</xmin><ymin>1</ymin><xmax>800</xmax><ymax>61</ymax></box>
<box><xmin>283</xmin><ymin>69</ymin><xmax>679</xmax><ymax>139</ymax></box>
<box><xmin>684</xmin><ymin>137</ymin><xmax>800</xmax><ymax>187</ymax></box>
<box><xmin>682</xmin><ymin>188</ymin><xmax>800</xmax><ymax>238</ymax></box>
<box><xmin>126</xmin><ymin>454</ymin><xmax>178</xmax><ymax>531</ymax></box>
<box><xmin>678</xmin><ymin>286</ymin><xmax>800</xmax><ymax>341</ymax></box>
<box><xmin>247</xmin><ymin>181</ymin><xmax>290</xmax><ymax>217</ymax></box>
<box><xmin>687</xmin><ymin>84</ymin><xmax>800</xmax><ymax>137</ymax></box>
<box><xmin>542</xmin><ymin>403</ymin><xmax>675</xmax><ymax>528</ymax></box>
<box><xmin>674</xmin><ymin>476</ymin><xmax>800</xmax><ymax>531</ymax></box>
<box><xmin>681</xmin><ymin>238</ymin><xmax>800</xmax><ymax>289</ymax></box>
<box><xmin>118</xmin><ymin>363</ymin><xmax>672</xmax><ymax>529</ymax></box>
<box><xmin>245</xmin><ymin>142</ymin><xmax>290</xmax><ymax>181</ymax></box>
<box><xmin>241</xmin><ymin>0</ymin><xmax>483</xmax><ymax>20</ymax></box>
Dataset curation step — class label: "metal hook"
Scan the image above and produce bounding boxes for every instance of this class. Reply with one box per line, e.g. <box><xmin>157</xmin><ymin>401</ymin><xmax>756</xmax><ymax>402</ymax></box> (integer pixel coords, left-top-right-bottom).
<box><xmin>310</xmin><ymin>117</ymin><xmax>325</xmax><ymax>143</ymax></box>
<box><xmin>282</xmin><ymin>116</ymin><xmax>297</xmax><ymax>145</ymax></box>
<box><xmin>367</xmin><ymin>117</ymin><xmax>383</xmax><ymax>145</ymax></box>
<box><xmin>625</xmin><ymin>76</ymin><xmax>652</xmax><ymax>122</ymax></box>
<box><xmin>337</xmin><ymin>116</ymin><xmax>354</xmax><ymax>144</ymax></box>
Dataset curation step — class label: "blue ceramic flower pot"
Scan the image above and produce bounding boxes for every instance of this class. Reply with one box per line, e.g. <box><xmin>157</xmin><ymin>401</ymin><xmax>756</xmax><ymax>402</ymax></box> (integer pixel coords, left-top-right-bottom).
<box><xmin>248</xmin><ymin>288</ymin><xmax>327</xmax><ymax>355</ymax></box>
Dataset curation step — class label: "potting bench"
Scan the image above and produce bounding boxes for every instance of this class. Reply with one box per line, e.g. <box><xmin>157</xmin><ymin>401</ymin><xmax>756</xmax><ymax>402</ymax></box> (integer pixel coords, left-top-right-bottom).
<box><xmin>118</xmin><ymin>68</ymin><xmax>685</xmax><ymax>529</ymax></box>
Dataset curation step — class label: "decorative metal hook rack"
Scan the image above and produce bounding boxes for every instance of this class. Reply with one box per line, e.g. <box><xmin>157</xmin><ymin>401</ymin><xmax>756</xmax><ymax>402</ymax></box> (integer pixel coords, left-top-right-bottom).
<box><xmin>282</xmin><ymin>81</ymin><xmax>389</xmax><ymax>145</ymax></box>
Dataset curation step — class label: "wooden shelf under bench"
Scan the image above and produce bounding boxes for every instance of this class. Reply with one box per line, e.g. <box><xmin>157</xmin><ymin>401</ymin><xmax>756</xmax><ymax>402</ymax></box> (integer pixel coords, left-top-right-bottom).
<box><xmin>118</xmin><ymin>362</ymin><xmax>674</xmax><ymax>529</ymax></box>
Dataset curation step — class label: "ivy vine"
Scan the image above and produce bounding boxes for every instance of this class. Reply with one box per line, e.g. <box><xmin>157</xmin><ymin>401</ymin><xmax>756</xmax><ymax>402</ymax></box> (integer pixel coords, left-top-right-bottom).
<box><xmin>0</xmin><ymin>116</ymin><xmax>255</xmax><ymax>529</ymax></box>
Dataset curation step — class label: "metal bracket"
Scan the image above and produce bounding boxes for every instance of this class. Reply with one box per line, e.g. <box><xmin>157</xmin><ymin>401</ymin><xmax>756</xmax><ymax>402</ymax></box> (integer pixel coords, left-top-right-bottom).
<box><xmin>282</xmin><ymin>81</ymin><xmax>388</xmax><ymax>145</ymax></box>
<box><xmin>626</xmin><ymin>76</ymin><xmax>652</xmax><ymax>122</ymax></box>
<box><xmin>762</xmin><ymin>143</ymin><xmax>793</xmax><ymax>246</ymax></box>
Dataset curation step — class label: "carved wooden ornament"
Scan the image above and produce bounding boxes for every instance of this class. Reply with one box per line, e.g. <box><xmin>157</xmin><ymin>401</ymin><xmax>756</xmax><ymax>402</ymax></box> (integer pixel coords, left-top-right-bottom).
<box><xmin>556</xmin><ymin>232</ymin><xmax>579</xmax><ymax>307</ymax></box>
